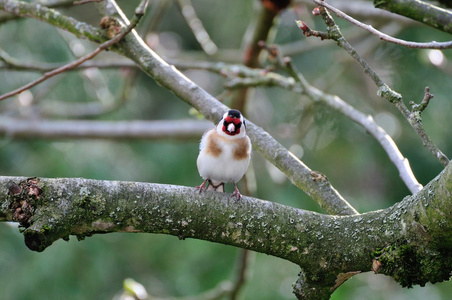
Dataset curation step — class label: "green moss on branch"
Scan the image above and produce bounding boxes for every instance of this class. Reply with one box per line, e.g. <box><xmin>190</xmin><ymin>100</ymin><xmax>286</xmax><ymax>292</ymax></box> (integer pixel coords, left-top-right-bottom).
<box><xmin>1</xmin><ymin>166</ymin><xmax>452</xmax><ymax>290</ymax></box>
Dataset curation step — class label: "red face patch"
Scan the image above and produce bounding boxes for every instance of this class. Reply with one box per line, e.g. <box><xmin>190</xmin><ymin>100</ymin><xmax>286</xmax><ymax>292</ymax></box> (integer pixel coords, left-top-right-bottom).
<box><xmin>222</xmin><ymin>116</ymin><xmax>242</xmax><ymax>135</ymax></box>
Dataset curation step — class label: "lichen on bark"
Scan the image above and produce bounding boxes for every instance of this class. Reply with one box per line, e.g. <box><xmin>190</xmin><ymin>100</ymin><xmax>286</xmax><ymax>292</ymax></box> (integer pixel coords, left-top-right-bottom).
<box><xmin>1</xmin><ymin>163</ymin><xmax>452</xmax><ymax>292</ymax></box>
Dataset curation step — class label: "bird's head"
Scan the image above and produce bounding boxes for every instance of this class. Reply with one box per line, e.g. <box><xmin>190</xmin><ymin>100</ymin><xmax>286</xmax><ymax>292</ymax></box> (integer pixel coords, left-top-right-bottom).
<box><xmin>217</xmin><ymin>109</ymin><xmax>246</xmax><ymax>137</ymax></box>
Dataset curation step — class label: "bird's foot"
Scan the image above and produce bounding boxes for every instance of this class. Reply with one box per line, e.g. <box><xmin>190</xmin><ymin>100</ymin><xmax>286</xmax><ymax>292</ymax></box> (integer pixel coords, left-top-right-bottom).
<box><xmin>231</xmin><ymin>184</ymin><xmax>242</xmax><ymax>200</ymax></box>
<box><xmin>196</xmin><ymin>179</ymin><xmax>209</xmax><ymax>193</ymax></box>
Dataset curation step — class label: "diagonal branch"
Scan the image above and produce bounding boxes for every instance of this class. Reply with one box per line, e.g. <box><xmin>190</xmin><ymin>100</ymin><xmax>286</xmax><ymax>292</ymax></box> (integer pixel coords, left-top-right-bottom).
<box><xmin>177</xmin><ymin>0</ymin><xmax>218</xmax><ymax>55</ymax></box>
<box><xmin>102</xmin><ymin>0</ymin><xmax>358</xmax><ymax>216</ymax></box>
<box><xmin>0</xmin><ymin>0</ymin><xmax>356</xmax><ymax>215</ymax></box>
<box><xmin>196</xmin><ymin>57</ymin><xmax>422</xmax><ymax>194</ymax></box>
<box><xmin>282</xmin><ymin>58</ymin><xmax>423</xmax><ymax>194</ymax></box>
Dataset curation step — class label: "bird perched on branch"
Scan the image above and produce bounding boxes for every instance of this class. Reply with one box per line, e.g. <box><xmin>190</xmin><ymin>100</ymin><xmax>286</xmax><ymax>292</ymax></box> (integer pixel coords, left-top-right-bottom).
<box><xmin>196</xmin><ymin>109</ymin><xmax>251</xmax><ymax>200</ymax></box>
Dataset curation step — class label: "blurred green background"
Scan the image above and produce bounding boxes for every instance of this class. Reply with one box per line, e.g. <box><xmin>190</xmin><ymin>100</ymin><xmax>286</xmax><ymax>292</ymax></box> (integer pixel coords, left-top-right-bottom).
<box><xmin>1</xmin><ymin>0</ymin><xmax>452</xmax><ymax>299</ymax></box>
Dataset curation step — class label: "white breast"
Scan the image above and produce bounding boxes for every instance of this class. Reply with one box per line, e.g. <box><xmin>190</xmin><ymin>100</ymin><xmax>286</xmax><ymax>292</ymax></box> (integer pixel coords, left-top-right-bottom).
<box><xmin>197</xmin><ymin>129</ymin><xmax>251</xmax><ymax>184</ymax></box>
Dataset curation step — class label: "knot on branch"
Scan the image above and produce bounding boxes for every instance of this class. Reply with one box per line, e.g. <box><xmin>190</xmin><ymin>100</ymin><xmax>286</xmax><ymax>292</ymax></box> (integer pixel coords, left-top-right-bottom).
<box><xmin>100</xmin><ymin>16</ymin><xmax>122</xmax><ymax>39</ymax></box>
<box><xmin>8</xmin><ymin>177</ymin><xmax>42</xmax><ymax>227</ymax></box>
<box><xmin>377</xmin><ymin>85</ymin><xmax>402</xmax><ymax>103</ymax></box>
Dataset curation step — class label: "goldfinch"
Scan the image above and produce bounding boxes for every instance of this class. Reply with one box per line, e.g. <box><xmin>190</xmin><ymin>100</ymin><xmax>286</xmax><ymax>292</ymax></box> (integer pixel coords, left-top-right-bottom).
<box><xmin>196</xmin><ymin>109</ymin><xmax>251</xmax><ymax>200</ymax></box>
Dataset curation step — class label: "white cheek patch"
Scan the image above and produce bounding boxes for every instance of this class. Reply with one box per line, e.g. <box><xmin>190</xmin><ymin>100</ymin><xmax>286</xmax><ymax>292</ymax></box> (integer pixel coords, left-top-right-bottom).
<box><xmin>227</xmin><ymin>123</ymin><xmax>235</xmax><ymax>133</ymax></box>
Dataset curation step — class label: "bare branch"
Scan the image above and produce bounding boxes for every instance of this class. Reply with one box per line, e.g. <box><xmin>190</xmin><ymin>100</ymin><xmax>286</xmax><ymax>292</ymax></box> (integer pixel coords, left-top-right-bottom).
<box><xmin>314</xmin><ymin>0</ymin><xmax>452</xmax><ymax>49</ymax></box>
<box><xmin>230</xmin><ymin>249</ymin><xmax>252</xmax><ymax>300</ymax></box>
<box><xmin>301</xmin><ymin>3</ymin><xmax>449</xmax><ymax>167</ymax></box>
<box><xmin>0</xmin><ymin>117</ymin><xmax>211</xmax><ymax>140</ymax></box>
<box><xmin>177</xmin><ymin>0</ymin><xmax>218</xmax><ymax>55</ymax></box>
<box><xmin>73</xmin><ymin>0</ymin><xmax>103</xmax><ymax>5</ymax></box>
<box><xmin>374</xmin><ymin>0</ymin><xmax>452</xmax><ymax>34</ymax></box>
<box><xmin>282</xmin><ymin>57</ymin><xmax>423</xmax><ymax>194</ymax></box>
<box><xmin>0</xmin><ymin>49</ymin><xmax>135</xmax><ymax>72</ymax></box>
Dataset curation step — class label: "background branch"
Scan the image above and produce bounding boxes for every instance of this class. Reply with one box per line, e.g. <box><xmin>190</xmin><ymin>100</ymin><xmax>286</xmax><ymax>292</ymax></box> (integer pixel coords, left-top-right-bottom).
<box><xmin>374</xmin><ymin>0</ymin><xmax>452</xmax><ymax>34</ymax></box>
<box><xmin>304</xmin><ymin>4</ymin><xmax>450</xmax><ymax>168</ymax></box>
<box><xmin>0</xmin><ymin>0</ymin><xmax>147</xmax><ymax>102</ymax></box>
<box><xmin>315</xmin><ymin>0</ymin><xmax>452</xmax><ymax>49</ymax></box>
<box><xmin>177</xmin><ymin>0</ymin><xmax>218</xmax><ymax>55</ymax></box>
<box><xmin>0</xmin><ymin>117</ymin><xmax>211</xmax><ymax>140</ymax></box>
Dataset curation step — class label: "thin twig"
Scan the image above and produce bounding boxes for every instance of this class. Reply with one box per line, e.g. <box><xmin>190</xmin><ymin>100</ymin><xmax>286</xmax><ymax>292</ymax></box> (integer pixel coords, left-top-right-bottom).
<box><xmin>0</xmin><ymin>0</ymin><xmax>148</xmax><ymax>102</ymax></box>
<box><xmin>313</xmin><ymin>0</ymin><xmax>452</xmax><ymax>49</ymax></box>
<box><xmin>303</xmin><ymin>3</ymin><xmax>449</xmax><ymax>167</ymax></box>
<box><xmin>410</xmin><ymin>86</ymin><xmax>434</xmax><ymax>113</ymax></box>
<box><xmin>295</xmin><ymin>20</ymin><xmax>330</xmax><ymax>39</ymax></box>
<box><xmin>0</xmin><ymin>49</ymin><xmax>135</xmax><ymax>72</ymax></box>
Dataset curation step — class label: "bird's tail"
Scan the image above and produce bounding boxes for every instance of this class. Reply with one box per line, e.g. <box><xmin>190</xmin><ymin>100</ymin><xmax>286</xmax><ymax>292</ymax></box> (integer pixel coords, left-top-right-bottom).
<box><xmin>207</xmin><ymin>180</ymin><xmax>224</xmax><ymax>192</ymax></box>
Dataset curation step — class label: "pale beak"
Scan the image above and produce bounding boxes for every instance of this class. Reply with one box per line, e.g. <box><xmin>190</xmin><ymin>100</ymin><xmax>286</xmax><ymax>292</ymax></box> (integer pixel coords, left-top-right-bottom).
<box><xmin>227</xmin><ymin>123</ymin><xmax>235</xmax><ymax>133</ymax></box>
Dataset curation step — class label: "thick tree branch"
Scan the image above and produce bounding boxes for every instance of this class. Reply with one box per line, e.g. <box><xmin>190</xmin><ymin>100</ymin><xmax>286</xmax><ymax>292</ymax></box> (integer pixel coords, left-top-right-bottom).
<box><xmin>1</xmin><ymin>164</ymin><xmax>452</xmax><ymax>292</ymax></box>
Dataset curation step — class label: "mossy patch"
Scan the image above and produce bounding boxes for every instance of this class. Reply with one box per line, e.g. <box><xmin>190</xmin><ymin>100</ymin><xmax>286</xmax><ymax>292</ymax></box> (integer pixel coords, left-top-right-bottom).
<box><xmin>374</xmin><ymin>243</ymin><xmax>452</xmax><ymax>287</ymax></box>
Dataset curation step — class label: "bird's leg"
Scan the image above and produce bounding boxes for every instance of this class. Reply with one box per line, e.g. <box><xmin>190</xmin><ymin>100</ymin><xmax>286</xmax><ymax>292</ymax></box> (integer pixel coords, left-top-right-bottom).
<box><xmin>231</xmin><ymin>182</ymin><xmax>242</xmax><ymax>200</ymax></box>
<box><xmin>196</xmin><ymin>179</ymin><xmax>210</xmax><ymax>193</ymax></box>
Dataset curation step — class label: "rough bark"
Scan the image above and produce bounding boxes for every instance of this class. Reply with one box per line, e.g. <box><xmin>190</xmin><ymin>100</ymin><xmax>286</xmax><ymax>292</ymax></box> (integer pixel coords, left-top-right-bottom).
<box><xmin>1</xmin><ymin>163</ymin><xmax>452</xmax><ymax>294</ymax></box>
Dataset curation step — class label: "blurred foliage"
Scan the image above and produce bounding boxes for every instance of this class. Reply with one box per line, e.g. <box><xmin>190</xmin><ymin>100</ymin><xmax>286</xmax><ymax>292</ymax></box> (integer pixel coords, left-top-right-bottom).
<box><xmin>1</xmin><ymin>0</ymin><xmax>452</xmax><ymax>299</ymax></box>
